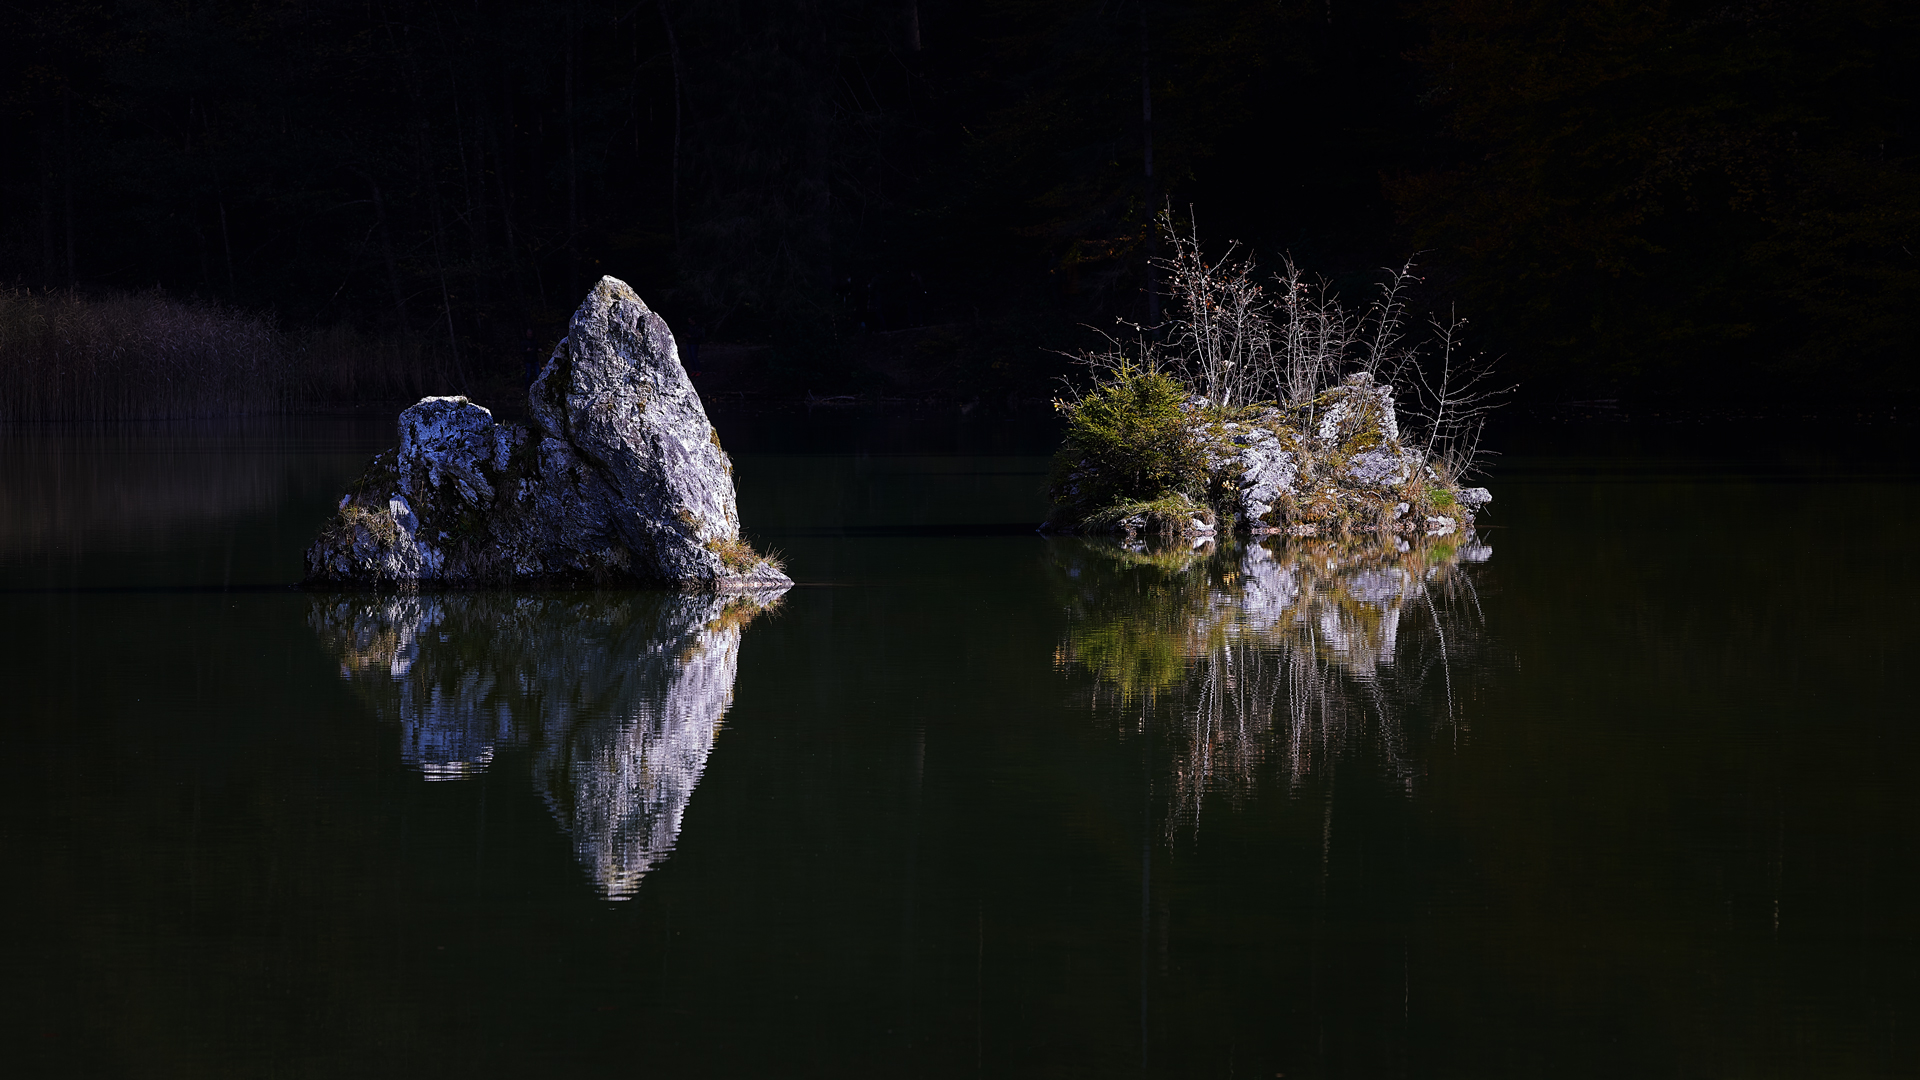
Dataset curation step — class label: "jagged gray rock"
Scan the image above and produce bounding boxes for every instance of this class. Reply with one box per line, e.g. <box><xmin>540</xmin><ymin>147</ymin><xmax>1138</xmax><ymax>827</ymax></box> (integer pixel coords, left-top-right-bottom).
<box><xmin>1230</xmin><ymin>427</ymin><xmax>1300</xmax><ymax>525</ymax></box>
<box><xmin>1314</xmin><ymin>372</ymin><xmax>1400</xmax><ymax>446</ymax></box>
<box><xmin>1345</xmin><ymin>446</ymin><xmax>1418</xmax><ymax>488</ymax></box>
<box><xmin>1176</xmin><ymin>372</ymin><xmax>1484</xmax><ymax>536</ymax></box>
<box><xmin>306</xmin><ymin>276</ymin><xmax>788</xmax><ymax>590</ymax></box>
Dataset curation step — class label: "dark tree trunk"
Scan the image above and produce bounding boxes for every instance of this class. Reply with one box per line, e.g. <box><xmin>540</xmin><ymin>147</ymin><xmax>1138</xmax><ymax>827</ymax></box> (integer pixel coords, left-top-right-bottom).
<box><xmin>193</xmin><ymin>214</ymin><xmax>212</xmax><ymax>294</ymax></box>
<box><xmin>195</xmin><ymin>98</ymin><xmax>239</xmax><ymax>300</ymax></box>
<box><xmin>1140</xmin><ymin>0</ymin><xmax>1158</xmax><ymax>325</ymax></box>
<box><xmin>362</xmin><ymin>172</ymin><xmax>410</xmax><ymax>331</ymax></box>
<box><xmin>62</xmin><ymin>84</ymin><xmax>75</xmax><ymax>283</ymax></box>
<box><xmin>657</xmin><ymin>0</ymin><xmax>683</xmax><ymax>247</ymax></box>
<box><xmin>396</xmin><ymin>27</ymin><xmax>466</xmax><ymax>387</ymax></box>
<box><xmin>441</xmin><ymin>18</ymin><xmax>488</xmax><ymax>344</ymax></box>
<box><xmin>482</xmin><ymin>63</ymin><xmax>524</xmax><ymax>301</ymax></box>
<box><xmin>218</xmin><ymin>199</ymin><xmax>237</xmax><ymax>300</ymax></box>
<box><xmin>565</xmin><ymin>1</ymin><xmax>580</xmax><ymax>298</ymax></box>
<box><xmin>39</xmin><ymin>91</ymin><xmax>54</xmax><ymax>283</ymax></box>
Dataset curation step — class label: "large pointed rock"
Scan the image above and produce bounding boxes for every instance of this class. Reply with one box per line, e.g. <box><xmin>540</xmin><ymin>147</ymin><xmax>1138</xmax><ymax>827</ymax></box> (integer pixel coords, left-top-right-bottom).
<box><xmin>305</xmin><ymin>276</ymin><xmax>788</xmax><ymax>590</ymax></box>
<box><xmin>530</xmin><ymin>277</ymin><xmax>743</xmax><ymax>581</ymax></box>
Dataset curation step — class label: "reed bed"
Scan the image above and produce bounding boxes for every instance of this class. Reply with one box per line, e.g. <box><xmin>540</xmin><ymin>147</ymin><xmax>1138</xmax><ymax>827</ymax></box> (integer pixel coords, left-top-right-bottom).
<box><xmin>0</xmin><ymin>288</ymin><xmax>446</xmax><ymax>421</ymax></box>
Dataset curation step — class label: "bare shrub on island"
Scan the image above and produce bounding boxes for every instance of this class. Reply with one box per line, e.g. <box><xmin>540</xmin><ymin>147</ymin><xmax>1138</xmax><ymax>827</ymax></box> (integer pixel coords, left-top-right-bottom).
<box><xmin>1155</xmin><ymin>218</ymin><xmax>1275</xmax><ymax>410</ymax></box>
<box><xmin>1047</xmin><ymin>210</ymin><xmax>1510</xmax><ymax>538</ymax></box>
<box><xmin>1407</xmin><ymin>308</ymin><xmax>1512</xmax><ymax>484</ymax></box>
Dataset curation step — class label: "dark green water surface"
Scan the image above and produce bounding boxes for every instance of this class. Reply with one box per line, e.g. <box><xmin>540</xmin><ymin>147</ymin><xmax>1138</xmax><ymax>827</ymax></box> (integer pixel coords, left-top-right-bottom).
<box><xmin>2</xmin><ymin>417</ymin><xmax>1916</xmax><ymax>1078</ymax></box>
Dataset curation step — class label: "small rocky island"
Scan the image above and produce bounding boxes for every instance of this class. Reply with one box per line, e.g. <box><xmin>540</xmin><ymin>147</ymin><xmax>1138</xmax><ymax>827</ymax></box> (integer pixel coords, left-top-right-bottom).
<box><xmin>305</xmin><ymin>276</ymin><xmax>788</xmax><ymax>590</ymax></box>
<box><xmin>1044</xmin><ymin>370</ymin><xmax>1491</xmax><ymax>540</ymax></box>
<box><xmin>1042</xmin><ymin>216</ymin><xmax>1503</xmax><ymax>540</ymax></box>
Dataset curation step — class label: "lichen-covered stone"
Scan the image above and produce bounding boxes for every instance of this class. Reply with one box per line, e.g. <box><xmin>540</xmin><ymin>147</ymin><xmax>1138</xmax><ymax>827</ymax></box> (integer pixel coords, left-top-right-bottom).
<box><xmin>306</xmin><ymin>277</ymin><xmax>789</xmax><ymax>591</ymax></box>
<box><xmin>1231</xmin><ymin>428</ymin><xmax>1300</xmax><ymax>524</ymax></box>
<box><xmin>1314</xmin><ymin>372</ymin><xmax>1400</xmax><ymax>448</ymax></box>
<box><xmin>1345</xmin><ymin>446</ymin><xmax>1419</xmax><ymax>489</ymax></box>
<box><xmin>398</xmin><ymin>395</ymin><xmax>506</xmax><ymax>506</ymax></box>
<box><xmin>530</xmin><ymin>277</ymin><xmax>744</xmax><ymax>581</ymax></box>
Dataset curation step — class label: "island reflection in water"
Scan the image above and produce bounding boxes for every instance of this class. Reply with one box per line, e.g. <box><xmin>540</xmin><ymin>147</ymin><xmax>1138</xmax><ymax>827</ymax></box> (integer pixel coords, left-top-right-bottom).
<box><xmin>1053</xmin><ymin>532</ymin><xmax>1493</xmax><ymax>829</ymax></box>
<box><xmin>310</xmin><ymin>588</ymin><xmax>787</xmax><ymax>899</ymax></box>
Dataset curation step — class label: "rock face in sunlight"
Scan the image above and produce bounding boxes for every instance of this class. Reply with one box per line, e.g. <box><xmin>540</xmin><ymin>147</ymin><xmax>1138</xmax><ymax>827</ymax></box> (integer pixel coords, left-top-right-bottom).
<box><xmin>309</xmin><ymin>588</ymin><xmax>786</xmax><ymax>898</ymax></box>
<box><xmin>304</xmin><ymin>276</ymin><xmax>788</xmax><ymax>590</ymax></box>
<box><xmin>1207</xmin><ymin>373</ymin><xmax>1464</xmax><ymax>535</ymax></box>
<box><xmin>1222</xmin><ymin>422</ymin><xmax>1300</xmax><ymax>528</ymax></box>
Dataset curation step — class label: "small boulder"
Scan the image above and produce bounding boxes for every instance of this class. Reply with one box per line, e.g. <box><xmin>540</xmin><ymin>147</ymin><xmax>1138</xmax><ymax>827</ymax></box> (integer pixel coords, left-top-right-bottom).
<box><xmin>397</xmin><ymin>395</ymin><xmax>508</xmax><ymax>506</ymax></box>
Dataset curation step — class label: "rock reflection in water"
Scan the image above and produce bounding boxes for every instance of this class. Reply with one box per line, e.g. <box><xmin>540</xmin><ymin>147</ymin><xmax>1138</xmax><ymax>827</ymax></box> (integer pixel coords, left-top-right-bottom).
<box><xmin>1053</xmin><ymin>533</ymin><xmax>1491</xmax><ymax>828</ymax></box>
<box><xmin>310</xmin><ymin>589</ymin><xmax>786</xmax><ymax>898</ymax></box>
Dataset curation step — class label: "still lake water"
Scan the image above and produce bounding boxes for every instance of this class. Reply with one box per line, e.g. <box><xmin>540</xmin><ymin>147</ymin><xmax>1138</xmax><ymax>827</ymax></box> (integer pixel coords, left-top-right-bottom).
<box><xmin>2</xmin><ymin>413</ymin><xmax>1916</xmax><ymax>1078</ymax></box>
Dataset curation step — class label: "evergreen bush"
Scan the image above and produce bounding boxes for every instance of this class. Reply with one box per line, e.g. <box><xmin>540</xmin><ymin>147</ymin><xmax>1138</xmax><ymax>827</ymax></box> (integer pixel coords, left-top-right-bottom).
<box><xmin>1048</xmin><ymin>366</ymin><xmax>1205</xmax><ymax>527</ymax></box>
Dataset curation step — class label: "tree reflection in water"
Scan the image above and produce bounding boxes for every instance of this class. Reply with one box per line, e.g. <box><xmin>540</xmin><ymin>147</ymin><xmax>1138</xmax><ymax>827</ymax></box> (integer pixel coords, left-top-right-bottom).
<box><xmin>1052</xmin><ymin>533</ymin><xmax>1493</xmax><ymax>834</ymax></box>
<box><xmin>309</xmin><ymin>589</ymin><xmax>786</xmax><ymax>898</ymax></box>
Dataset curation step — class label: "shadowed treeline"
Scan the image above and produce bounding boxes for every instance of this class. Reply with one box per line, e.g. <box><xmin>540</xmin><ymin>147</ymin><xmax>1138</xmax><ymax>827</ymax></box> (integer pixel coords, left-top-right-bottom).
<box><xmin>4</xmin><ymin>1</ymin><xmax>1915</xmax><ymax>404</ymax></box>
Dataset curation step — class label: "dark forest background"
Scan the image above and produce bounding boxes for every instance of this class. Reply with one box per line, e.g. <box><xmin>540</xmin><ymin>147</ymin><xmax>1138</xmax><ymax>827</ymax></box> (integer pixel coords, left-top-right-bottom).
<box><xmin>5</xmin><ymin>0</ymin><xmax>1917</xmax><ymax>407</ymax></box>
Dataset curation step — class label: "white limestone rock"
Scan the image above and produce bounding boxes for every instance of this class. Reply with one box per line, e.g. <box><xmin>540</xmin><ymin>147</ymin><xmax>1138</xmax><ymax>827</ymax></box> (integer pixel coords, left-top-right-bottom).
<box><xmin>1314</xmin><ymin>372</ymin><xmax>1400</xmax><ymax>447</ymax></box>
<box><xmin>397</xmin><ymin>396</ymin><xmax>504</xmax><ymax>507</ymax></box>
<box><xmin>529</xmin><ymin>276</ymin><xmax>749</xmax><ymax>583</ymax></box>
<box><xmin>1232</xmin><ymin>428</ymin><xmax>1300</xmax><ymax>525</ymax></box>
<box><xmin>1346</xmin><ymin>446</ymin><xmax>1420</xmax><ymax>489</ymax></box>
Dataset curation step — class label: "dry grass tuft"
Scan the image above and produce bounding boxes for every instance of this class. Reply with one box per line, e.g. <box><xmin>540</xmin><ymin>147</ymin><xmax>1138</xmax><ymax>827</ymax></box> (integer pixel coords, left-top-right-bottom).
<box><xmin>706</xmin><ymin>535</ymin><xmax>784</xmax><ymax>574</ymax></box>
